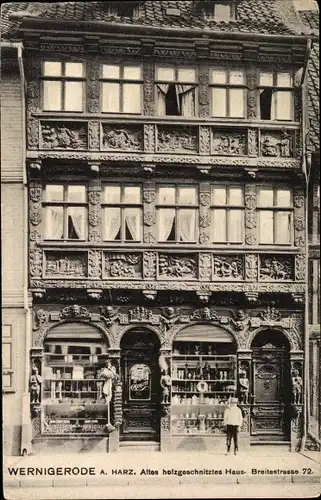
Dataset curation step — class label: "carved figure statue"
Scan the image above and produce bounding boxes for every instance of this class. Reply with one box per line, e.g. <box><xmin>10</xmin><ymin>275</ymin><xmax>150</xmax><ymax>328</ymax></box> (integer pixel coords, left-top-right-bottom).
<box><xmin>239</xmin><ymin>369</ymin><xmax>249</xmax><ymax>404</ymax></box>
<box><xmin>30</xmin><ymin>365</ymin><xmax>42</xmax><ymax>403</ymax></box>
<box><xmin>292</xmin><ymin>369</ymin><xmax>303</xmax><ymax>404</ymax></box>
<box><xmin>279</xmin><ymin>132</ymin><xmax>291</xmax><ymax>157</ymax></box>
<box><xmin>262</xmin><ymin>136</ymin><xmax>278</xmax><ymax>157</ymax></box>
<box><xmin>160</xmin><ymin>371</ymin><xmax>171</xmax><ymax>404</ymax></box>
<box><xmin>101</xmin><ymin>360</ymin><xmax>118</xmax><ymax>404</ymax></box>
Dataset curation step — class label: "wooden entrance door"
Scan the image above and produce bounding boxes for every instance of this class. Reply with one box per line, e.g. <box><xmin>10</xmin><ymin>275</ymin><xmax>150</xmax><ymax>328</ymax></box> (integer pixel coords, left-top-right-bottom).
<box><xmin>251</xmin><ymin>346</ymin><xmax>291</xmax><ymax>440</ymax></box>
<box><xmin>120</xmin><ymin>330</ymin><xmax>160</xmax><ymax>442</ymax></box>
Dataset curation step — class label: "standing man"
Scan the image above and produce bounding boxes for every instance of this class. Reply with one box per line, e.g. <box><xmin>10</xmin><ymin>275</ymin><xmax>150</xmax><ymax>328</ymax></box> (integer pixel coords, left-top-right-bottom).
<box><xmin>223</xmin><ymin>397</ymin><xmax>243</xmax><ymax>455</ymax></box>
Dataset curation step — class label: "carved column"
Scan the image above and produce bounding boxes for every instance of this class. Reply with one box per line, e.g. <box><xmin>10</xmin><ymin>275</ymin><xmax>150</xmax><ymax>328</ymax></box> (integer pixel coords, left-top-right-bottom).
<box><xmin>144</xmin><ymin>124</ymin><xmax>155</xmax><ymax>153</ymax></box>
<box><xmin>159</xmin><ymin>347</ymin><xmax>172</xmax><ymax>451</ymax></box>
<box><xmin>245</xmin><ymin>254</ymin><xmax>258</xmax><ymax>282</ymax></box>
<box><xmin>237</xmin><ymin>350</ymin><xmax>251</xmax><ymax>451</ymax></box>
<box><xmin>29</xmin><ymin>180</ymin><xmax>43</xmax><ymax>282</ymax></box>
<box><xmin>289</xmin><ymin>350</ymin><xmax>304</xmax><ymax>451</ymax></box>
<box><xmin>88</xmin><ymin>179</ymin><xmax>102</xmax><ymax>243</ymax></box>
<box><xmin>143</xmin><ymin>182</ymin><xmax>156</xmax><ymax>244</ymax></box>
<box><xmin>107</xmin><ymin>348</ymin><xmax>121</xmax><ymax>452</ymax></box>
<box><xmin>88</xmin><ymin>121</ymin><xmax>100</xmax><ymax>151</ymax></box>
<box><xmin>294</xmin><ymin>188</ymin><xmax>305</xmax><ymax>249</ymax></box>
<box><xmin>143</xmin><ymin>61</ymin><xmax>155</xmax><ymax>116</ymax></box>
<box><xmin>199</xmin><ymin>183</ymin><xmax>211</xmax><ymax>246</ymax></box>
<box><xmin>247</xmin><ymin>129</ymin><xmax>258</xmax><ymax>157</ymax></box>
<box><xmin>87</xmin><ymin>56</ymin><xmax>100</xmax><ymax>114</ymax></box>
<box><xmin>246</xmin><ymin>66</ymin><xmax>258</xmax><ymax>120</ymax></box>
<box><xmin>198</xmin><ymin>64</ymin><xmax>210</xmax><ymax>118</ymax></box>
<box><xmin>244</xmin><ymin>184</ymin><xmax>257</xmax><ymax>246</ymax></box>
<box><xmin>26</xmin><ymin>57</ymin><xmax>41</xmax><ymax>150</ymax></box>
<box><xmin>199</xmin><ymin>126</ymin><xmax>210</xmax><ymax>155</ymax></box>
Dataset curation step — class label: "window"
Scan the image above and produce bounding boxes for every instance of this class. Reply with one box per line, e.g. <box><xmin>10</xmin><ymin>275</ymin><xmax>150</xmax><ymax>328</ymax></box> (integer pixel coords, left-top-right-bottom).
<box><xmin>101</xmin><ymin>64</ymin><xmax>142</xmax><ymax>113</ymax></box>
<box><xmin>2</xmin><ymin>325</ymin><xmax>14</xmax><ymax>392</ymax></box>
<box><xmin>157</xmin><ymin>186</ymin><xmax>198</xmax><ymax>242</ymax></box>
<box><xmin>257</xmin><ymin>187</ymin><xmax>293</xmax><ymax>244</ymax></box>
<box><xmin>102</xmin><ymin>185</ymin><xmax>142</xmax><ymax>241</ymax></box>
<box><xmin>259</xmin><ymin>71</ymin><xmax>293</xmax><ymax>121</ymax></box>
<box><xmin>43</xmin><ymin>185</ymin><xmax>88</xmax><ymax>240</ymax></box>
<box><xmin>211</xmin><ymin>186</ymin><xmax>244</xmax><ymax>243</ymax></box>
<box><xmin>42</xmin><ymin>62</ymin><xmax>84</xmax><ymax>112</ymax></box>
<box><xmin>203</xmin><ymin>1</ymin><xmax>235</xmax><ymax>21</ymax></box>
<box><xmin>210</xmin><ymin>68</ymin><xmax>245</xmax><ymax>118</ymax></box>
<box><xmin>106</xmin><ymin>1</ymin><xmax>140</xmax><ymax>18</ymax></box>
<box><xmin>156</xmin><ymin>66</ymin><xmax>197</xmax><ymax>116</ymax></box>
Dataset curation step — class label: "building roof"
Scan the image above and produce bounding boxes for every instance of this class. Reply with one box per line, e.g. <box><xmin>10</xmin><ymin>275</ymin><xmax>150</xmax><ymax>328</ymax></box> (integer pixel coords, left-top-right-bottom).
<box><xmin>1</xmin><ymin>0</ymin><xmax>308</xmax><ymax>40</ymax></box>
<box><xmin>298</xmin><ymin>10</ymin><xmax>319</xmax><ymax>154</ymax></box>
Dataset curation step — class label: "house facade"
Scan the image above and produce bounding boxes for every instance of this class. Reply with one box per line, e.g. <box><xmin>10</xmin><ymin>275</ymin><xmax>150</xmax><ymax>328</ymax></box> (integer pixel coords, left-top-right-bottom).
<box><xmin>1</xmin><ymin>0</ymin><xmax>317</xmax><ymax>455</ymax></box>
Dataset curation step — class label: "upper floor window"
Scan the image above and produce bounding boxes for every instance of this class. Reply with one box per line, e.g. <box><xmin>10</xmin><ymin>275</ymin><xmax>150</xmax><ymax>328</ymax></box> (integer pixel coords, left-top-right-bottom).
<box><xmin>101</xmin><ymin>64</ymin><xmax>142</xmax><ymax>114</ymax></box>
<box><xmin>202</xmin><ymin>1</ymin><xmax>235</xmax><ymax>21</ymax></box>
<box><xmin>259</xmin><ymin>71</ymin><xmax>293</xmax><ymax>121</ymax></box>
<box><xmin>257</xmin><ymin>187</ymin><xmax>293</xmax><ymax>244</ymax></box>
<box><xmin>42</xmin><ymin>62</ymin><xmax>84</xmax><ymax>112</ymax></box>
<box><xmin>210</xmin><ymin>68</ymin><xmax>245</xmax><ymax>118</ymax></box>
<box><xmin>211</xmin><ymin>186</ymin><xmax>244</xmax><ymax>243</ymax></box>
<box><xmin>43</xmin><ymin>185</ymin><xmax>87</xmax><ymax>240</ymax></box>
<box><xmin>156</xmin><ymin>66</ymin><xmax>197</xmax><ymax>116</ymax></box>
<box><xmin>157</xmin><ymin>186</ymin><xmax>198</xmax><ymax>242</ymax></box>
<box><xmin>102</xmin><ymin>185</ymin><xmax>142</xmax><ymax>241</ymax></box>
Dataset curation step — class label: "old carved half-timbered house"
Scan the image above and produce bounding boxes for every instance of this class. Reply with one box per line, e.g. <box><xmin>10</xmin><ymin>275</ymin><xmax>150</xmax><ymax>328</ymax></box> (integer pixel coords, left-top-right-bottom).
<box><xmin>1</xmin><ymin>0</ymin><xmax>319</xmax><ymax>455</ymax></box>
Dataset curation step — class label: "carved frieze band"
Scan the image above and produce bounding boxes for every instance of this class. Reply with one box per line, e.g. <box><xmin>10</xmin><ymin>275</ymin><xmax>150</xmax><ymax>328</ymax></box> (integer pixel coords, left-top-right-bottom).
<box><xmin>244</xmin><ymin>184</ymin><xmax>257</xmax><ymax>245</ymax></box>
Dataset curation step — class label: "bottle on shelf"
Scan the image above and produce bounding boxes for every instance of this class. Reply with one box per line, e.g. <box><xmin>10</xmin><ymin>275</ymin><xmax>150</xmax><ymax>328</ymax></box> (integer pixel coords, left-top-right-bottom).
<box><xmin>195</xmin><ymin>362</ymin><xmax>202</xmax><ymax>380</ymax></box>
<box><xmin>184</xmin><ymin>363</ymin><xmax>189</xmax><ymax>380</ymax></box>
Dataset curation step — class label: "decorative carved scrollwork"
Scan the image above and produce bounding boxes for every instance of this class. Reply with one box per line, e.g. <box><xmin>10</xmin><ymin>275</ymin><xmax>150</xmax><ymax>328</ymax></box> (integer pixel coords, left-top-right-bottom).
<box><xmin>295</xmin><ymin>254</ymin><xmax>305</xmax><ymax>281</ymax></box>
<box><xmin>88</xmin><ymin>250</ymin><xmax>102</xmax><ymax>278</ymax></box>
<box><xmin>199</xmin><ymin>253</ymin><xmax>212</xmax><ymax>280</ymax></box>
<box><xmin>30</xmin><ymin>249</ymin><xmax>43</xmax><ymax>278</ymax></box>
<box><xmin>245</xmin><ymin>254</ymin><xmax>258</xmax><ymax>281</ymax></box>
<box><xmin>60</xmin><ymin>304</ymin><xmax>90</xmax><ymax>320</ymax></box>
<box><xmin>88</xmin><ymin>121</ymin><xmax>100</xmax><ymax>150</ymax></box>
<box><xmin>143</xmin><ymin>190</ymin><xmax>156</xmax><ymax>203</ymax></box>
<box><xmin>143</xmin><ymin>252</ymin><xmax>157</xmax><ymax>279</ymax></box>
<box><xmin>191</xmin><ymin>307</ymin><xmax>220</xmax><ymax>321</ymax></box>
<box><xmin>144</xmin><ymin>124</ymin><xmax>155</xmax><ymax>152</ymax></box>
<box><xmin>199</xmin><ymin>126</ymin><xmax>210</xmax><ymax>154</ymax></box>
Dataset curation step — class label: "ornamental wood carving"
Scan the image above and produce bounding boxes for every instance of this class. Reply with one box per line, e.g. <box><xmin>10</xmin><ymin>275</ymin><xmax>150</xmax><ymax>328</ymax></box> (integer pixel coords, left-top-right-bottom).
<box><xmin>45</xmin><ymin>253</ymin><xmax>87</xmax><ymax>277</ymax></box>
<box><xmin>26</xmin><ymin>59</ymin><xmax>40</xmax><ymax>149</ymax></box>
<box><xmin>212</xmin><ymin>130</ymin><xmax>246</xmax><ymax>156</ymax></box>
<box><xmin>87</xmin><ymin>59</ymin><xmax>100</xmax><ymax>113</ymax></box>
<box><xmin>143</xmin><ymin>62</ymin><xmax>155</xmax><ymax>116</ymax></box>
<box><xmin>213</xmin><ymin>256</ymin><xmax>244</xmax><ymax>280</ymax></box>
<box><xmin>157</xmin><ymin>126</ymin><xmax>198</xmax><ymax>153</ymax></box>
<box><xmin>88</xmin><ymin>250</ymin><xmax>102</xmax><ymax>278</ymax></box>
<box><xmin>199</xmin><ymin>126</ymin><xmax>210</xmax><ymax>154</ymax></box>
<box><xmin>102</xmin><ymin>125</ymin><xmax>143</xmax><ymax>151</ymax></box>
<box><xmin>144</xmin><ymin>124</ymin><xmax>155</xmax><ymax>152</ymax></box>
<box><xmin>260</xmin><ymin>130</ymin><xmax>293</xmax><ymax>157</ymax></box>
<box><xmin>88</xmin><ymin>121</ymin><xmax>100</xmax><ymax>150</ymax></box>
<box><xmin>295</xmin><ymin>254</ymin><xmax>305</xmax><ymax>281</ymax></box>
<box><xmin>41</xmin><ymin>123</ymin><xmax>87</xmax><ymax>150</ymax></box>
<box><xmin>259</xmin><ymin>255</ymin><xmax>293</xmax><ymax>281</ymax></box>
<box><xmin>143</xmin><ymin>252</ymin><xmax>157</xmax><ymax>279</ymax></box>
<box><xmin>199</xmin><ymin>253</ymin><xmax>212</xmax><ymax>280</ymax></box>
<box><xmin>104</xmin><ymin>253</ymin><xmax>142</xmax><ymax>279</ymax></box>
<box><xmin>245</xmin><ymin>254</ymin><xmax>258</xmax><ymax>281</ymax></box>
<box><xmin>248</xmin><ymin>129</ymin><xmax>258</xmax><ymax>157</ymax></box>
<box><xmin>30</xmin><ymin>249</ymin><xmax>43</xmax><ymax>278</ymax></box>
<box><xmin>158</xmin><ymin>254</ymin><xmax>197</xmax><ymax>279</ymax></box>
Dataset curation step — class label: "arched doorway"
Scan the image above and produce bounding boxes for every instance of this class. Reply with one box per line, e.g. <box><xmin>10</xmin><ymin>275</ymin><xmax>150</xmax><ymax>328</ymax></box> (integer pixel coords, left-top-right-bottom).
<box><xmin>250</xmin><ymin>330</ymin><xmax>291</xmax><ymax>442</ymax></box>
<box><xmin>120</xmin><ymin>328</ymin><xmax>161</xmax><ymax>442</ymax></box>
<box><xmin>41</xmin><ymin>322</ymin><xmax>109</xmax><ymax>436</ymax></box>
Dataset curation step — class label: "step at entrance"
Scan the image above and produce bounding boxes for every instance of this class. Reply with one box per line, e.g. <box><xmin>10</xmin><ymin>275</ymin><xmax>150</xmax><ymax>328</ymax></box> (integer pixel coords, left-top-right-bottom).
<box><xmin>119</xmin><ymin>441</ymin><xmax>160</xmax><ymax>452</ymax></box>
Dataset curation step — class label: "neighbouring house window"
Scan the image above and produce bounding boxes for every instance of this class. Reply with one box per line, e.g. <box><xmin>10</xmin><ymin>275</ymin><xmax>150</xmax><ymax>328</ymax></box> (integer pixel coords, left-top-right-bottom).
<box><xmin>101</xmin><ymin>64</ymin><xmax>142</xmax><ymax>113</ymax></box>
<box><xmin>42</xmin><ymin>61</ymin><xmax>84</xmax><ymax>112</ymax></box>
<box><xmin>210</xmin><ymin>68</ymin><xmax>246</xmax><ymax>118</ymax></box>
<box><xmin>157</xmin><ymin>186</ymin><xmax>198</xmax><ymax>242</ymax></box>
<box><xmin>259</xmin><ymin>71</ymin><xmax>293</xmax><ymax>120</ymax></box>
<box><xmin>211</xmin><ymin>186</ymin><xmax>244</xmax><ymax>243</ymax></box>
<box><xmin>102</xmin><ymin>185</ymin><xmax>142</xmax><ymax>241</ymax></box>
<box><xmin>257</xmin><ymin>187</ymin><xmax>293</xmax><ymax>244</ymax></box>
<box><xmin>156</xmin><ymin>66</ymin><xmax>197</xmax><ymax>116</ymax></box>
<box><xmin>2</xmin><ymin>325</ymin><xmax>14</xmax><ymax>392</ymax></box>
<box><xmin>43</xmin><ymin>185</ymin><xmax>88</xmax><ymax>240</ymax></box>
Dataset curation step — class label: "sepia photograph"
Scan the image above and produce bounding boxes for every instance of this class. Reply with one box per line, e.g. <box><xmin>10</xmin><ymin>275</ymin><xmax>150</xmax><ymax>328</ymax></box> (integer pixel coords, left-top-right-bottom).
<box><xmin>1</xmin><ymin>0</ymin><xmax>320</xmax><ymax>498</ymax></box>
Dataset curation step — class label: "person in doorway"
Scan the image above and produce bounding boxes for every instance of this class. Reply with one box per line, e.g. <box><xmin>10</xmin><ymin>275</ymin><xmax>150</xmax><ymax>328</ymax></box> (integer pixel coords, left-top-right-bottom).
<box><xmin>223</xmin><ymin>397</ymin><xmax>243</xmax><ymax>455</ymax></box>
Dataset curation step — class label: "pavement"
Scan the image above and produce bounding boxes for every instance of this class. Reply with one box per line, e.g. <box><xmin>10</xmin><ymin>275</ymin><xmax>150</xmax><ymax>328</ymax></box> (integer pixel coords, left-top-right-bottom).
<box><xmin>3</xmin><ymin>448</ymin><xmax>320</xmax><ymax>499</ymax></box>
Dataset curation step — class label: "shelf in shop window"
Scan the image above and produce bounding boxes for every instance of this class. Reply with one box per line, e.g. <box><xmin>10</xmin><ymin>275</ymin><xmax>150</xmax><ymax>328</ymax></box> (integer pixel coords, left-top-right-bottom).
<box><xmin>43</xmin><ymin>378</ymin><xmax>104</xmax><ymax>381</ymax></box>
<box><xmin>171</xmin><ymin>390</ymin><xmax>235</xmax><ymax>394</ymax></box>
<box><xmin>172</xmin><ymin>355</ymin><xmax>235</xmax><ymax>359</ymax></box>
<box><xmin>171</xmin><ymin>403</ymin><xmax>229</xmax><ymax>407</ymax></box>
<box><xmin>172</xmin><ymin>379</ymin><xmax>235</xmax><ymax>382</ymax></box>
<box><xmin>172</xmin><ymin>417</ymin><xmax>224</xmax><ymax>420</ymax></box>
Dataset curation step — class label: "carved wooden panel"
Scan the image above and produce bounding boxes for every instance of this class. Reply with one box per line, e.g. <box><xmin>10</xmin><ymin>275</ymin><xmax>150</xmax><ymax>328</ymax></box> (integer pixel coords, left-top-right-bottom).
<box><xmin>87</xmin><ymin>58</ymin><xmax>100</xmax><ymax>114</ymax></box>
<box><xmin>245</xmin><ymin>254</ymin><xmax>258</xmax><ymax>281</ymax></box>
<box><xmin>88</xmin><ymin>121</ymin><xmax>100</xmax><ymax>150</ymax></box>
<box><xmin>44</xmin><ymin>252</ymin><xmax>87</xmax><ymax>277</ymax></box>
<box><xmin>244</xmin><ymin>184</ymin><xmax>257</xmax><ymax>246</ymax></box>
<box><xmin>293</xmin><ymin>188</ymin><xmax>305</xmax><ymax>249</ymax></box>
<box><xmin>199</xmin><ymin>186</ymin><xmax>211</xmax><ymax>246</ymax></box>
<box><xmin>104</xmin><ymin>252</ymin><xmax>143</xmax><ymax>279</ymax></box>
<box><xmin>158</xmin><ymin>254</ymin><xmax>197</xmax><ymax>280</ymax></box>
<box><xmin>144</xmin><ymin>124</ymin><xmax>155</xmax><ymax>153</ymax></box>
<box><xmin>198</xmin><ymin>64</ymin><xmax>210</xmax><ymax>118</ymax></box>
<box><xmin>102</xmin><ymin>124</ymin><xmax>143</xmax><ymax>151</ymax></box>
<box><xmin>199</xmin><ymin>126</ymin><xmax>210</xmax><ymax>155</ymax></box>
<box><xmin>248</xmin><ymin>129</ymin><xmax>258</xmax><ymax>157</ymax></box>
<box><xmin>26</xmin><ymin>58</ymin><xmax>41</xmax><ymax>149</ymax></box>
<box><xmin>143</xmin><ymin>61</ymin><xmax>155</xmax><ymax>116</ymax></box>
<box><xmin>259</xmin><ymin>255</ymin><xmax>294</xmax><ymax>281</ymax></box>
<box><xmin>212</xmin><ymin>129</ymin><xmax>246</xmax><ymax>156</ymax></box>
<box><xmin>246</xmin><ymin>66</ymin><xmax>258</xmax><ymax>119</ymax></box>
<box><xmin>213</xmin><ymin>255</ymin><xmax>244</xmax><ymax>280</ymax></box>
<box><xmin>40</xmin><ymin>122</ymin><xmax>87</xmax><ymax>150</ymax></box>
<box><xmin>260</xmin><ymin>130</ymin><xmax>294</xmax><ymax>158</ymax></box>
<box><xmin>156</xmin><ymin>126</ymin><xmax>198</xmax><ymax>153</ymax></box>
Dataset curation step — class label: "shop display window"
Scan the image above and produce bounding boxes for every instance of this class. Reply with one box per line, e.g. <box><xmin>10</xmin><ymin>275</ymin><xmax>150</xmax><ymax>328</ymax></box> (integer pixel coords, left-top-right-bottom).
<box><xmin>171</xmin><ymin>340</ymin><xmax>237</xmax><ymax>436</ymax></box>
<box><xmin>41</xmin><ymin>327</ymin><xmax>109</xmax><ymax>436</ymax></box>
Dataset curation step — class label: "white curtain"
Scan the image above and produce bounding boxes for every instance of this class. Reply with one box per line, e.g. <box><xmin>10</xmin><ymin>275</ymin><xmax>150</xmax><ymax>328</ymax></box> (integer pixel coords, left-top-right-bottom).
<box><xmin>68</xmin><ymin>208</ymin><xmax>85</xmax><ymax>239</ymax></box>
<box><xmin>159</xmin><ymin>209</ymin><xmax>175</xmax><ymax>241</ymax></box>
<box><xmin>179</xmin><ymin>209</ymin><xmax>196</xmax><ymax>242</ymax></box>
<box><xmin>157</xmin><ymin>84</ymin><xmax>196</xmax><ymax>116</ymax></box>
<box><xmin>46</xmin><ymin>207</ymin><xmax>63</xmax><ymax>239</ymax></box>
<box><xmin>124</xmin><ymin>208</ymin><xmax>141</xmax><ymax>241</ymax></box>
<box><xmin>104</xmin><ymin>208</ymin><xmax>121</xmax><ymax>240</ymax></box>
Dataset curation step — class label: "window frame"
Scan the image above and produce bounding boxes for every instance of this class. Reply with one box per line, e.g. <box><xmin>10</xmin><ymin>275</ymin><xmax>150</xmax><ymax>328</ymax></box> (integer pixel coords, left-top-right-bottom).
<box><xmin>210</xmin><ymin>184</ymin><xmax>245</xmax><ymax>244</ymax></box>
<box><xmin>2</xmin><ymin>324</ymin><xmax>15</xmax><ymax>393</ymax></box>
<box><xmin>101</xmin><ymin>183</ymin><xmax>143</xmax><ymax>242</ymax></box>
<box><xmin>43</xmin><ymin>184</ymin><xmax>88</xmax><ymax>241</ymax></box>
<box><xmin>257</xmin><ymin>185</ymin><xmax>294</xmax><ymax>245</ymax></box>
<box><xmin>41</xmin><ymin>61</ymin><xmax>85</xmax><ymax>113</ymax></box>
<box><xmin>258</xmin><ymin>70</ymin><xmax>294</xmax><ymax>121</ymax></box>
<box><xmin>155</xmin><ymin>64</ymin><xmax>198</xmax><ymax>117</ymax></box>
<box><xmin>210</xmin><ymin>67</ymin><xmax>246</xmax><ymax>119</ymax></box>
<box><xmin>156</xmin><ymin>184</ymin><xmax>199</xmax><ymax>243</ymax></box>
<box><xmin>100</xmin><ymin>62</ymin><xmax>143</xmax><ymax>114</ymax></box>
